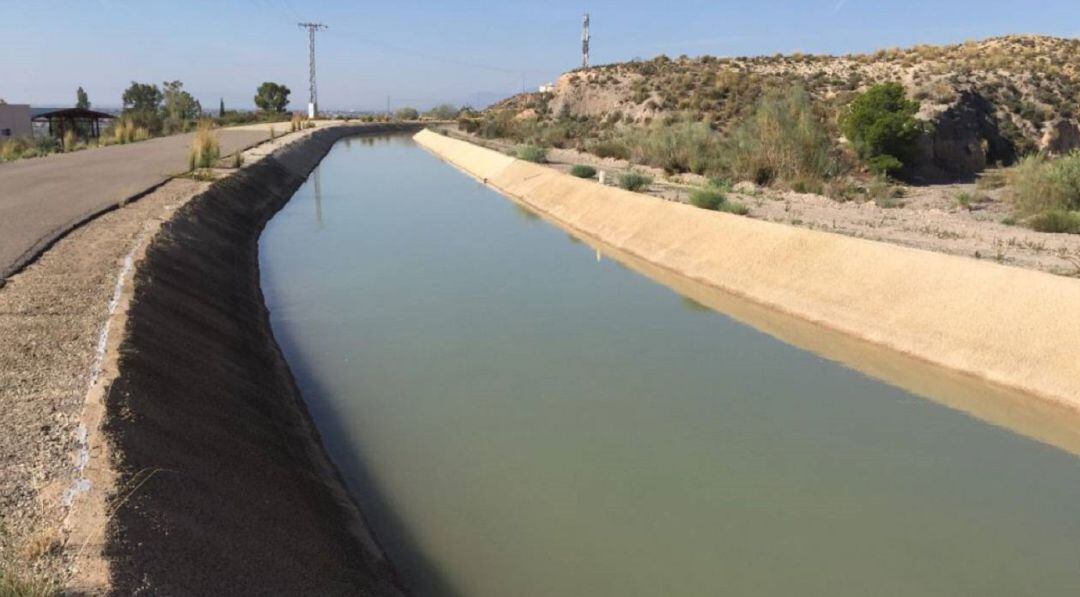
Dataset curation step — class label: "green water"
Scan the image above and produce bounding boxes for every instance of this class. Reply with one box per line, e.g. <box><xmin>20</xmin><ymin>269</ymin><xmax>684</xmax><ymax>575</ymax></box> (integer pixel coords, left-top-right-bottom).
<box><xmin>260</xmin><ymin>134</ymin><xmax>1080</xmax><ymax>597</ymax></box>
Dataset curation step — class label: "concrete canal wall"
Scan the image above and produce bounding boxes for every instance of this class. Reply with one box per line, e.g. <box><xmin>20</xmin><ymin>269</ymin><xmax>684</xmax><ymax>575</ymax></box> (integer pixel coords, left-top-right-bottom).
<box><xmin>414</xmin><ymin>128</ymin><xmax>1080</xmax><ymax>412</ymax></box>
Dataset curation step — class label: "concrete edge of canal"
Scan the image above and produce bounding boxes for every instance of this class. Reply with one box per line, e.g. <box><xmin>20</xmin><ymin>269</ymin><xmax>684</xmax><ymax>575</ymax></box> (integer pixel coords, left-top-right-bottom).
<box><xmin>76</xmin><ymin>123</ymin><xmax>418</xmax><ymax>595</ymax></box>
<box><xmin>414</xmin><ymin>128</ymin><xmax>1080</xmax><ymax>415</ymax></box>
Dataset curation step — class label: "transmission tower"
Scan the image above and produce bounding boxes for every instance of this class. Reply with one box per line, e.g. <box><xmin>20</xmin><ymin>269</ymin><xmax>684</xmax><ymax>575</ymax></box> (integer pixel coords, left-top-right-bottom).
<box><xmin>581</xmin><ymin>13</ymin><xmax>590</xmax><ymax>69</ymax></box>
<box><xmin>298</xmin><ymin>22</ymin><xmax>327</xmax><ymax>118</ymax></box>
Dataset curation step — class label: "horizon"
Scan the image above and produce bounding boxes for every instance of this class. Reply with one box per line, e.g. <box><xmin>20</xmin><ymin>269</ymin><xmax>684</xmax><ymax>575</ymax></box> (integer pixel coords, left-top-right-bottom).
<box><xmin>4</xmin><ymin>0</ymin><xmax>1080</xmax><ymax>112</ymax></box>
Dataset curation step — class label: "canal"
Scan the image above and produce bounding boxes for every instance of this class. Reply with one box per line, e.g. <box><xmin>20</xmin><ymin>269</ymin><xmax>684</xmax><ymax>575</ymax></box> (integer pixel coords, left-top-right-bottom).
<box><xmin>260</xmin><ymin>133</ymin><xmax>1080</xmax><ymax>596</ymax></box>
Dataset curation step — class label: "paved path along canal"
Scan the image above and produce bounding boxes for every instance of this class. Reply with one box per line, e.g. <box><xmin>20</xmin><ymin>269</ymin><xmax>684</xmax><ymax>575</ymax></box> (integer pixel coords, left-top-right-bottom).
<box><xmin>0</xmin><ymin>126</ymin><xmax>270</xmax><ymax>279</ymax></box>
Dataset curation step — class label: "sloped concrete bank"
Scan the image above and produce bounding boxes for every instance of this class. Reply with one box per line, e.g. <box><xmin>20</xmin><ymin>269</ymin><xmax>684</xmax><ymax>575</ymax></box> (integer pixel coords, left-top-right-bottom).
<box><xmin>100</xmin><ymin>124</ymin><xmax>417</xmax><ymax>595</ymax></box>
<box><xmin>415</xmin><ymin>129</ymin><xmax>1080</xmax><ymax>412</ymax></box>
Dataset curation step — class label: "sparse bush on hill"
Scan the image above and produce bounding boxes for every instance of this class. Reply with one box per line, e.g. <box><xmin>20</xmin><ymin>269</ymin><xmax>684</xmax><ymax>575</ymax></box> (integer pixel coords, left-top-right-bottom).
<box><xmin>570</xmin><ymin>165</ymin><xmax>596</xmax><ymax>178</ymax></box>
<box><xmin>718</xmin><ymin>86</ymin><xmax>839</xmax><ymax>186</ymax></box>
<box><xmin>841</xmin><ymin>83</ymin><xmax>923</xmax><ymax>175</ymax></box>
<box><xmin>516</xmin><ymin>144</ymin><xmax>547</xmax><ymax>163</ymax></box>
<box><xmin>1008</xmin><ymin>151</ymin><xmax>1080</xmax><ymax>232</ymax></box>
<box><xmin>618</xmin><ymin>171</ymin><xmax>652</xmax><ymax>191</ymax></box>
<box><xmin>615</xmin><ymin>120</ymin><xmax>724</xmax><ymax>175</ymax></box>
<box><xmin>689</xmin><ymin>187</ymin><xmax>749</xmax><ymax>214</ymax></box>
<box><xmin>1028</xmin><ymin>209</ymin><xmax>1080</xmax><ymax>233</ymax></box>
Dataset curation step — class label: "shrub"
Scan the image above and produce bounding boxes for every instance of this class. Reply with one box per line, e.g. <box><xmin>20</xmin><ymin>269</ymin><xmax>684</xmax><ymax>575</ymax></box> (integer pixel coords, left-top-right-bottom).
<box><xmin>689</xmin><ymin>188</ymin><xmax>726</xmax><ymax>210</ymax></box>
<box><xmin>618</xmin><ymin>171</ymin><xmax>652</xmax><ymax>191</ymax></box>
<box><xmin>570</xmin><ymin>164</ymin><xmax>596</xmax><ymax>178</ymax></box>
<box><xmin>615</xmin><ymin>120</ymin><xmax>725</xmax><ymax>175</ymax></box>
<box><xmin>1028</xmin><ymin>210</ymin><xmax>1080</xmax><ymax>234</ymax></box>
<box><xmin>841</xmin><ymin>82</ymin><xmax>923</xmax><ymax>175</ymax></box>
<box><xmin>719</xmin><ymin>200</ymin><xmax>750</xmax><ymax>215</ymax></box>
<box><xmin>719</xmin><ymin>86</ymin><xmax>838</xmax><ymax>186</ymax></box>
<box><xmin>63</xmin><ymin>130</ymin><xmax>77</xmax><ymax>153</ymax></box>
<box><xmin>1009</xmin><ymin>152</ymin><xmax>1080</xmax><ymax>218</ymax></box>
<box><xmin>394</xmin><ymin>107</ymin><xmax>420</xmax><ymax>121</ymax></box>
<box><xmin>516</xmin><ymin>144</ymin><xmax>547</xmax><ymax>163</ymax></box>
<box><xmin>589</xmin><ymin>139</ymin><xmax>630</xmax><ymax>160</ymax></box>
<box><xmin>188</xmin><ymin>120</ymin><xmax>220</xmax><ymax>170</ymax></box>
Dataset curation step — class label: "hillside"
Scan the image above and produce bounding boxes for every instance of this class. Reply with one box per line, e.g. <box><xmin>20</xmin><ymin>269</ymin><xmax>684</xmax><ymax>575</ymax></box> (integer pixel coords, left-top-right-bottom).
<box><xmin>482</xmin><ymin>35</ymin><xmax>1080</xmax><ymax>181</ymax></box>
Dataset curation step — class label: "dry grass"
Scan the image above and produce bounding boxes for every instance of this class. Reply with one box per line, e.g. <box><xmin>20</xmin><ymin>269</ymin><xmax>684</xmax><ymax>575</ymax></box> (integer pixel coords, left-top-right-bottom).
<box><xmin>188</xmin><ymin>120</ymin><xmax>220</xmax><ymax>171</ymax></box>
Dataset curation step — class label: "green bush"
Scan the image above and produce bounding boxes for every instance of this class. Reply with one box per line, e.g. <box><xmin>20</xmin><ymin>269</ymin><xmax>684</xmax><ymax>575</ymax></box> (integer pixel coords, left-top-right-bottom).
<box><xmin>516</xmin><ymin>144</ymin><xmax>547</xmax><ymax>163</ymax></box>
<box><xmin>719</xmin><ymin>86</ymin><xmax>838</xmax><ymax>186</ymax></box>
<box><xmin>1028</xmin><ymin>210</ymin><xmax>1080</xmax><ymax>234</ymax></box>
<box><xmin>394</xmin><ymin>107</ymin><xmax>420</xmax><ymax>121</ymax></box>
<box><xmin>689</xmin><ymin>188</ymin><xmax>727</xmax><ymax>210</ymax></box>
<box><xmin>841</xmin><ymin>82</ymin><xmax>923</xmax><ymax>175</ymax></box>
<box><xmin>618</xmin><ymin>171</ymin><xmax>652</xmax><ymax>191</ymax></box>
<box><xmin>1009</xmin><ymin>151</ymin><xmax>1080</xmax><ymax>217</ymax></box>
<box><xmin>570</xmin><ymin>164</ymin><xmax>596</xmax><ymax>178</ymax></box>
<box><xmin>589</xmin><ymin>139</ymin><xmax>630</xmax><ymax>160</ymax></box>
<box><xmin>615</xmin><ymin>120</ymin><xmax>725</xmax><ymax>175</ymax></box>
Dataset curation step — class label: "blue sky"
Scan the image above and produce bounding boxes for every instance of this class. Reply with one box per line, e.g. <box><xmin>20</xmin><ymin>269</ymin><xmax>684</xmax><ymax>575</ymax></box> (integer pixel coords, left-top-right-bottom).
<box><xmin>3</xmin><ymin>0</ymin><xmax>1080</xmax><ymax>111</ymax></box>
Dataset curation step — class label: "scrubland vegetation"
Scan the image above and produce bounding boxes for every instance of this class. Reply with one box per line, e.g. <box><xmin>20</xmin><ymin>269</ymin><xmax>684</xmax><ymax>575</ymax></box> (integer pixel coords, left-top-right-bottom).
<box><xmin>460</xmin><ymin>35</ymin><xmax>1080</xmax><ymax>237</ymax></box>
<box><xmin>1008</xmin><ymin>151</ymin><xmax>1080</xmax><ymax>232</ymax></box>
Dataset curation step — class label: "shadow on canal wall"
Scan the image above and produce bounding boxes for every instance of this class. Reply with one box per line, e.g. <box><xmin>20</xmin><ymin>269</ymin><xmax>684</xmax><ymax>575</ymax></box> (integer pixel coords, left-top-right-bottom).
<box><xmin>99</xmin><ymin>123</ymin><xmax>436</xmax><ymax>595</ymax></box>
<box><xmin>414</xmin><ymin>130</ymin><xmax>1080</xmax><ymax>429</ymax></box>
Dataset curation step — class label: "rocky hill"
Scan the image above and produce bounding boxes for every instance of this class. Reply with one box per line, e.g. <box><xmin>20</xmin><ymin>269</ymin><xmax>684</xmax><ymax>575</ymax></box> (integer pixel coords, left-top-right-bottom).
<box><xmin>490</xmin><ymin>35</ymin><xmax>1080</xmax><ymax>181</ymax></box>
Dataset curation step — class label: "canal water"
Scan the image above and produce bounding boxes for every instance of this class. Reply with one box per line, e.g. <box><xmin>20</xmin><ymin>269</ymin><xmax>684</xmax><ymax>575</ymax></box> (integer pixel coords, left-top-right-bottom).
<box><xmin>260</xmin><ymin>133</ymin><xmax>1080</xmax><ymax>596</ymax></box>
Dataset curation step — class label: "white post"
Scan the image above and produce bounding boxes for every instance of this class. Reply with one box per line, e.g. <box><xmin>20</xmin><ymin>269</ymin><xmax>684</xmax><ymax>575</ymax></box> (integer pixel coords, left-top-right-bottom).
<box><xmin>308</xmin><ymin>102</ymin><xmax>316</xmax><ymax>119</ymax></box>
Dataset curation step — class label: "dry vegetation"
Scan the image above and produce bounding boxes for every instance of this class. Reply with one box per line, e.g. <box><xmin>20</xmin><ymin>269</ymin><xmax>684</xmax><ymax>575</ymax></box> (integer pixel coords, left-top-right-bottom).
<box><xmin>459</xmin><ymin>34</ymin><xmax>1080</xmax><ymax>253</ymax></box>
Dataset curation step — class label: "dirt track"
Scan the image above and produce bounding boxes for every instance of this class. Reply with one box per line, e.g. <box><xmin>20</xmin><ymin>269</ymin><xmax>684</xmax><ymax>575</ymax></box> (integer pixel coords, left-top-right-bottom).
<box><xmin>0</xmin><ymin>127</ymin><xmax>270</xmax><ymax>281</ymax></box>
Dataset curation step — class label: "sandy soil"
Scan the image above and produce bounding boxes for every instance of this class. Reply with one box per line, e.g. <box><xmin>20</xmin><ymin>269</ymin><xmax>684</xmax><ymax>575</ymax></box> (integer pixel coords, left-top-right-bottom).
<box><xmin>441</xmin><ymin>128</ymin><xmax>1080</xmax><ymax>277</ymax></box>
<box><xmin>0</xmin><ymin>178</ymin><xmax>209</xmax><ymax>588</ymax></box>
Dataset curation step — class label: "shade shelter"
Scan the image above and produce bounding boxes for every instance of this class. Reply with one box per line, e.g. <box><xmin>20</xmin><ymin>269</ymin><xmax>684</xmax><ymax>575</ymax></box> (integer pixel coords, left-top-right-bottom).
<box><xmin>32</xmin><ymin>108</ymin><xmax>114</xmax><ymax>139</ymax></box>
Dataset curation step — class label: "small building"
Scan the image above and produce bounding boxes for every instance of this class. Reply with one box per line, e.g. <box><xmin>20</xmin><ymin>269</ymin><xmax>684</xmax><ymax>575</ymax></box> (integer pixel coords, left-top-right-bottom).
<box><xmin>0</xmin><ymin>104</ymin><xmax>32</xmax><ymax>139</ymax></box>
<box><xmin>538</xmin><ymin>83</ymin><xmax>555</xmax><ymax>94</ymax></box>
<box><xmin>32</xmin><ymin>108</ymin><xmax>114</xmax><ymax>139</ymax></box>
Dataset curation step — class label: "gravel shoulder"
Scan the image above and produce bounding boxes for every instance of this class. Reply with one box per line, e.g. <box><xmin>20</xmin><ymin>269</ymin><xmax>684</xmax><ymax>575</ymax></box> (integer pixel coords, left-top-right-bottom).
<box><xmin>0</xmin><ymin>177</ymin><xmax>210</xmax><ymax>590</ymax></box>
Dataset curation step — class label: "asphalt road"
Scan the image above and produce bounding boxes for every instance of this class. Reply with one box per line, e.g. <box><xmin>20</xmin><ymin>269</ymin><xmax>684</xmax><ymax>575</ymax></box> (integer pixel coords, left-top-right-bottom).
<box><xmin>0</xmin><ymin>128</ymin><xmax>270</xmax><ymax>279</ymax></box>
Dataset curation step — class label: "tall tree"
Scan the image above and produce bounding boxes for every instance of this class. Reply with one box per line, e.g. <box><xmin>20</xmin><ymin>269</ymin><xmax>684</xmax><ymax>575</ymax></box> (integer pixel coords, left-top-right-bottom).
<box><xmin>76</xmin><ymin>86</ymin><xmax>90</xmax><ymax>110</ymax></box>
<box><xmin>254</xmin><ymin>82</ymin><xmax>290</xmax><ymax>113</ymax></box>
<box><xmin>219</xmin><ymin>98</ymin><xmax>225</xmax><ymax>118</ymax></box>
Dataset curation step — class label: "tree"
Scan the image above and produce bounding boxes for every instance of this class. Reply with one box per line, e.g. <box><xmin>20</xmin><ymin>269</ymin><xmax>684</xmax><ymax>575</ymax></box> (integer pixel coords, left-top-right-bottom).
<box><xmin>254</xmin><ymin>82</ymin><xmax>290</xmax><ymax>113</ymax></box>
<box><xmin>122</xmin><ymin>81</ymin><xmax>163</xmax><ymax>114</ymax></box>
<box><xmin>76</xmin><ymin>87</ymin><xmax>90</xmax><ymax>110</ymax></box>
<box><xmin>394</xmin><ymin>107</ymin><xmax>419</xmax><ymax>121</ymax></box>
<box><xmin>424</xmin><ymin>104</ymin><xmax>459</xmax><ymax>120</ymax></box>
<box><xmin>219</xmin><ymin>98</ymin><xmax>225</xmax><ymax>118</ymax></box>
<box><xmin>121</xmin><ymin>81</ymin><xmax>164</xmax><ymax>131</ymax></box>
<box><xmin>841</xmin><ymin>83</ymin><xmax>923</xmax><ymax>175</ymax></box>
<box><xmin>162</xmin><ymin>80</ymin><xmax>201</xmax><ymax>123</ymax></box>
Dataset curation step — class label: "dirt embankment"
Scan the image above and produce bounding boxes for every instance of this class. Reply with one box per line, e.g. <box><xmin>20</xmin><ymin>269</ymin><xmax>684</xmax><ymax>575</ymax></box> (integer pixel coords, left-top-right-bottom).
<box><xmin>98</xmin><ymin>124</ymin><xmax>416</xmax><ymax>595</ymax></box>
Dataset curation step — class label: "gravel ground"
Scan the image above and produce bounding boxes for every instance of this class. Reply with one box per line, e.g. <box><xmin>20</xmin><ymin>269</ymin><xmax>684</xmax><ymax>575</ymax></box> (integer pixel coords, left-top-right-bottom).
<box><xmin>0</xmin><ymin>178</ymin><xmax>209</xmax><ymax>587</ymax></box>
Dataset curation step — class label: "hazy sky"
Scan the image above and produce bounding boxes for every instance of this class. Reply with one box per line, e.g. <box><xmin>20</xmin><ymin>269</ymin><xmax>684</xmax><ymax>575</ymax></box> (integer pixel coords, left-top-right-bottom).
<box><xmin>4</xmin><ymin>0</ymin><xmax>1080</xmax><ymax>111</ymax></box>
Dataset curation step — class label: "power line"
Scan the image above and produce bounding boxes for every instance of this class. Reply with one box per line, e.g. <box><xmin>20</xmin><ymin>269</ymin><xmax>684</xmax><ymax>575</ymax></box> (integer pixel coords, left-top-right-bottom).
<box><xmin>298</xmin><ymin>22</ymin><xmax>327</xmax><ymax>117</ymax></box>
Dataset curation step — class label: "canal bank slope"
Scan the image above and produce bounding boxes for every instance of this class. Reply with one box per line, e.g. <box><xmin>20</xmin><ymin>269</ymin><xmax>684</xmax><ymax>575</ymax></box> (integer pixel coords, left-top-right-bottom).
<box><xmin>97</xmin><ymin>124</ymin><xmax>415</xmax><ymax>594</ymax></box>
<box><xmin>414</xmin><ymin>129</ymin><xmax>1080</xmax><ymax>412</ymax></box>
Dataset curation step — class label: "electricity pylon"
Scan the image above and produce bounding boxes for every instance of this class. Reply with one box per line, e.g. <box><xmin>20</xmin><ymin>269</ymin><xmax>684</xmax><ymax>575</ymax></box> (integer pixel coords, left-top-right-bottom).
<box><xmin>298</xmin><ymin>22</ymin><xmax>327</xmax><ymax>118</ymax></box>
